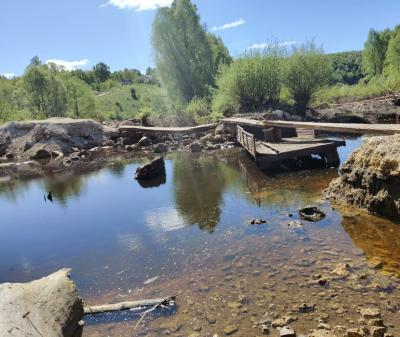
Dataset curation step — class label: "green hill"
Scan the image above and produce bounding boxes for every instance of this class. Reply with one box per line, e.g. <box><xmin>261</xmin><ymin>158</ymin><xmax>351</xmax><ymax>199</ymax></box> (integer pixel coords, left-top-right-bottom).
<box><xmin>94</xmin><ymin>83</ymin><xmax>170</xmax><ymax>121</ymax></box>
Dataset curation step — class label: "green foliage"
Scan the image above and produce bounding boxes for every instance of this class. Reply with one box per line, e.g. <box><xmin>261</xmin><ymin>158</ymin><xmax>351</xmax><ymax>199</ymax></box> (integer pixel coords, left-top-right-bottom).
<box><xmin>385</xmin><ymin>26</ymin><xmax>400</xmax><ymax>77</ymax></box>
<box><xmin>207</xmin><ymin>33</ymin><xmax>233</xmax><ymax>74</ymax></box>
<box><xmin>63</xmin><ymin>75</ymin><xmax>96</xmax><ymax>118</ymax></box>
<box><xmin>212</xmin><ymin>46</ymin><xmax>285</xmax><ymax>119</ymax></box>
<box><xmin>313</xmin><ymin>75</ymin><xmax>394</xmax><ymax>105</ymax></box>
<box><xmin>284</xmin><ymin>41</ymin><xmax>332</xmax><ymax>112</ymax></box>
<box><xmin>362</xmin><ymin>29</ymin><xmax>391</xmax><ymax>76</ymax></box>
<box><xmin>326</xmin><ymin>51</ymin><xmax>363</xmax><ymax>85</ymax></box>
<box><xmin>152</xmin><ymin>0</ymin><xmax>223</xmax><ymax>103</ymax></box>
<box><xmin>93</xmin><ymin>62</ymin><xmax>111</xmax><ymax>83</ymax></box>
<box><xmin>186</xmin><ymin>97</ymin><xmax>211</xmax><ymax>123</ymax></box>
<box><xmin>23</xmin><ymin>65</ymin><xmax>68</xmax><ymax>118</ymax></box>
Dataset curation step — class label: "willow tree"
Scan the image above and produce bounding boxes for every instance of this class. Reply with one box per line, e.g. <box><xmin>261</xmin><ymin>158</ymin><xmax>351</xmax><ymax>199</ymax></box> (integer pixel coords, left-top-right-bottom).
<box><xmin>385</xmin><ymin>27</ymin><xmax>400</xmax><ymax>76</ymax></box>
<box><xmin>362</xmin><ymin>29</ymin><xmax>390</xmax><ymax>76</ymax></box>
<box><xmin>152</xmin><ymin>0</ymin><xmax>214</xmax><ymax>103</ymax></box>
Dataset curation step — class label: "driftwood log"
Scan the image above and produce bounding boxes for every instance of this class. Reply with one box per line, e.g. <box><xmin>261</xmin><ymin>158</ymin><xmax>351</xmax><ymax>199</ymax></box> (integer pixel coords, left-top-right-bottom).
<box><xmin>0</xmin><ymin>268</ymin><xmax>84</xmax><ymax>337</ymax></box>
<box><xmin>84</xmin><ymin>296</ymin><xmax>176</xmax><ymax>315</ymax></box>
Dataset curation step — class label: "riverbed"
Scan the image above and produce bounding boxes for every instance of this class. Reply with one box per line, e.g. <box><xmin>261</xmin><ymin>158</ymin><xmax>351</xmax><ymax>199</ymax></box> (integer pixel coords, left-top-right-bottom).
<box><xmin>1</xmin><ymin>137</ymin><xmax>399</xmax><ymax>336</ymax></box>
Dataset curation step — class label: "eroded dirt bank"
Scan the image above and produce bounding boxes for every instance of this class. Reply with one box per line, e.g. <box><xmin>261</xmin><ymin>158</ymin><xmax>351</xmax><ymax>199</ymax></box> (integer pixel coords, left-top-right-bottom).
<box><xmin>327</xmin><ymin>134</ymin><xmax>400</xmax><ymax>220</ymax></box>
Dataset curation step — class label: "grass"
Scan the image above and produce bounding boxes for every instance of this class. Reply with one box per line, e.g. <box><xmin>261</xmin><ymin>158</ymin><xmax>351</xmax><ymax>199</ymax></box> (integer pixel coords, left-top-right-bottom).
<box><xmin>312</xmin><ymin>76</ymin><xmax>399</xmax><ymax>106</ymax></box>
<box><xmin>94</xmin><ymin>83</ymin><xmax>168</xmax><ymax>121</ymax></box>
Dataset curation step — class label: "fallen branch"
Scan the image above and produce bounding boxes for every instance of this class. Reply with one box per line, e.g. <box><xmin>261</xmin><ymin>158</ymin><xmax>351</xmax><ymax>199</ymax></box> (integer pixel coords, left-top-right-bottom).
<box><xmin>83</xmin><ymin>296</ymin><xmax>176</xmax><ymax>315</ymax></box>
<box><xmin>133</xmin><ymin>297</ymin><xmax>175</xmax><ymax>331</ymax></box>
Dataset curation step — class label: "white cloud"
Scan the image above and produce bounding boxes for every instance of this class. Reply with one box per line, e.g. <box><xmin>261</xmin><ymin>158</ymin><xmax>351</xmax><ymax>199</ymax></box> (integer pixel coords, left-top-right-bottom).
<box><xmin>1</xmin><ymin>73</ymin><xmax>16</xmax><ymax>79</ymax></box>
<box><xmin>45</xmin><ymin>59</ymin><xmax>89</xmax><ymax>71</ymax></box>
<box><xmin>248</xmin><ymin>40</ymin><xmax>297</xmax><ymax>49</ymax></box>
<box><xmin>212</xmin><ymin>18</ymin><xmax>246</xmax><ymax>31</ymax></box>
<box><xmin>102</xmin><ymin>0</ymin><xmax>173</xmax><ymax>11</ymax></box>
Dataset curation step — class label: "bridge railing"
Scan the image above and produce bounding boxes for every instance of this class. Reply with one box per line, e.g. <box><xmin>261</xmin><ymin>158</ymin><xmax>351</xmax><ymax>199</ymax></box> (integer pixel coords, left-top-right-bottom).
<box><xmin>237</xmin><ymin>126</ymin><xmax>257</xmax><ymax>159</ymax></box>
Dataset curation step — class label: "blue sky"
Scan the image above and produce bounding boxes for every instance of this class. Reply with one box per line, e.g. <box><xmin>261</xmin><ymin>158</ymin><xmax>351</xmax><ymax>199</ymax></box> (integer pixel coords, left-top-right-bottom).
<box><xmin>1</xmin><ymin>0</ymin><xmax>400</xmax><ymax>77</ymax></box>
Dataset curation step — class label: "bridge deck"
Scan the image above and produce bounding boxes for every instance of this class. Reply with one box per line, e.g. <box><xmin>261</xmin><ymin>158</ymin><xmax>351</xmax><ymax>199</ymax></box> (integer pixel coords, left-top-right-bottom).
<box><xmin>223</xmin><ymin>118</ymin><xmax>400</xmax><ymax>135</ymax></box>
<box><xmin>119</xmin><ymin>123</ymin><xmax>217</xmax><ymax>135</ymax></box>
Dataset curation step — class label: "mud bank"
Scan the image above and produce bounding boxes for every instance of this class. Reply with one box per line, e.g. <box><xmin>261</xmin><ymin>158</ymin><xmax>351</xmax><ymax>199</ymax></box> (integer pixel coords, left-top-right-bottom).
<box><xmin>327</xmin><ymin>134</ymin><xmax>400</xmax><ymax>220</ymax></box>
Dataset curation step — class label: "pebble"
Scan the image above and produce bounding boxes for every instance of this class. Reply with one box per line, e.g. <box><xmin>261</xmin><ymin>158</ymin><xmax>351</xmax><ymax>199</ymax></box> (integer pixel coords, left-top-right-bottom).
<box><xmin>279</xmin><ymin>326</ymin><xmax>296</xmax><ymax>337</ymax></box>
<box><xmin>223</xmin><ymin>324</ymin><xmax>239</xmax><ymax>335</ymax></box>
<box><xmin>360</xmin><ymin>308</ymin><xmax>381</xmax><ymax>319</ymax></box>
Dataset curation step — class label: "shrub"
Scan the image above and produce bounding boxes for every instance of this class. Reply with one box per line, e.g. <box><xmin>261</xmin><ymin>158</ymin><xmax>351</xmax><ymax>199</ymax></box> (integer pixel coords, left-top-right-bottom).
<box><xmin>284</xmin><ymin>41</ymin><xmax>332</xmax><ymax>113</ymax></box>
<box><xmin>186</xmin><ymin>97</ymin><xmax>211</xmax><ymax>123</ymax></box>
<box><xmin>212</xmin><ymin>46</ymin><xmax>285</xmax><ymax>119</ymax></box>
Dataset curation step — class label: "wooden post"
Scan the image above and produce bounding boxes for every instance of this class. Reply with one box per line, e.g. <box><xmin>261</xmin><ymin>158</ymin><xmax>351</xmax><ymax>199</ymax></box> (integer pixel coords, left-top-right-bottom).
<box><xmin>262</xmin><ymin>128</ymin><xmax>275</xmax><ymax>142</ymax></box>
<box><xmin>325</xmin><ymin>150</ymin><xmax>340</xmax><ymax>167</ymax></box>
<box><xmin>273</xmin><ymin>127</ymin><xmax>282</xmax><ymax>142</ymax></box>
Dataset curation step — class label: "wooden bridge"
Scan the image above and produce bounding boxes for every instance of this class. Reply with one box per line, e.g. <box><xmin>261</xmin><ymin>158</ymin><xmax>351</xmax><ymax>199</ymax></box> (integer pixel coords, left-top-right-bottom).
<box><xmin>236</xmin><ymin>125</ymin><xmax>345</xmax><ymax>169</ymax></box>
<box><xmin>223</xmin><ymin>118</ymin><xmax>400</xmax><ymax>135</ymax></box>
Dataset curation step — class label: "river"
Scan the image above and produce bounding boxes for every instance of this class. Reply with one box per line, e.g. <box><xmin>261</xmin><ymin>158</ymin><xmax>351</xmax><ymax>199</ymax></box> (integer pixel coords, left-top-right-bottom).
<box><xmin>0</xmin><ymin>136</ymin><xmax>399</xmax><ymax>336</ymax></box>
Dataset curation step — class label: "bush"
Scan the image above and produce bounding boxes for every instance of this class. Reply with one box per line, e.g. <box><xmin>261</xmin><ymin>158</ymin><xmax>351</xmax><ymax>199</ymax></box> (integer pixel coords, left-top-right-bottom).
<box><xmin>212</xmin><ymin>46</ymin><xmax>285</xmax><ymax>119</ymax></box>
<box><xmin>186</xmin><ymin>97</ymin><xmax>211</xmax><ymax>124</ymax></box>
<box><xmin>313</xmin><ymin>75</ymin><xmax>398</xmax><ymax>105</ymax></box>
<box><xmin>284</xmin><ymin>41</ymin><xmax>332</xmax><ymax>113</ymax></box>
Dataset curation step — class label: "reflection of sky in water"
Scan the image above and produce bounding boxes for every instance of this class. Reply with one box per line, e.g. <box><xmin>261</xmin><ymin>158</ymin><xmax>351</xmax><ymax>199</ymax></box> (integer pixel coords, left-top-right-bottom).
<box><xmin>1</xmin><ymin>136</ymin><xmax>398</xmax><ymax>296</ymax></box>
<box><xmin>145</xmin><ymin>207</ymin><xmax>186</xmax><ymax>232</ymax></box>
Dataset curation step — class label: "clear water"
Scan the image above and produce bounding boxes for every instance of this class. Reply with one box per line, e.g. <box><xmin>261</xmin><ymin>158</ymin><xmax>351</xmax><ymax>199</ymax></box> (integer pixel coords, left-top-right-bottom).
<box><xmin>1</xmin><ymin>136</ymin><xmax>399</xmax><ymax>336</ymax></box>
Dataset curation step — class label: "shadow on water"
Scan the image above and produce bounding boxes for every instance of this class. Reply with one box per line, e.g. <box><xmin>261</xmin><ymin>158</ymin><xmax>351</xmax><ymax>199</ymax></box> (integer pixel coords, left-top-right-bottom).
<box><xmin>84</xmin><ymin>304</ymin><xmax>177</xmax><ymax>326</ymax></box>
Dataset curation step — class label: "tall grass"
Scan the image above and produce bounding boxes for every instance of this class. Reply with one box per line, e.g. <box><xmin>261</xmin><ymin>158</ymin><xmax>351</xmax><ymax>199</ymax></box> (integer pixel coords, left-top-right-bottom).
<box><xmin>313</xmin><ymin>75</ymin><xmax>400</xmax><ymax>106</ymax></box>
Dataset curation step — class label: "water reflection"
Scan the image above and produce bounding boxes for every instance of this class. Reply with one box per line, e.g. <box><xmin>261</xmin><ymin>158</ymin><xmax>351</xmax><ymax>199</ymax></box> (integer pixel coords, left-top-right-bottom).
<box><xmin>340</xmin><ymin>206</ymin><xmax>400</xmax><ymax>276</ymax></box>
<box><xmin>172</xmin><ymin>154</ymin><xmax>228</xmax><ymax>231</ymax></box>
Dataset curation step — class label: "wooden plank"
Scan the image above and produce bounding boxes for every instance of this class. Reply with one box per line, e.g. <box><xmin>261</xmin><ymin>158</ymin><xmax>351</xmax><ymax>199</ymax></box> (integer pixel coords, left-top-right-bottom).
<box><xmin>237</xmin><ymin>126</ymin><xmax>256</xmax><ymax>159</ymax></box>
<box><xmin>264</xmin><ymin>120</ymin><xmax>400</xmax><ymax>135</ymax></box>
<box><xmin>119</xmin><ymin>123</ymin><xmax>218</xmax><ymax>135</ymax></box>
<box><xmin>223</xmin><ymin>117</ymin><xmax>400</xmax><ymax>135</ymax></box>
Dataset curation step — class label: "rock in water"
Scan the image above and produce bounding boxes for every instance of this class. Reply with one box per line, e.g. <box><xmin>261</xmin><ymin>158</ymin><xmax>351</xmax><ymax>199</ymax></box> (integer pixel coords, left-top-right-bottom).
<box><xmin>299</xmin><ymin>206</ymin><xmax>326</xmax><ymax>222</ymax></box>
<box><xmin>0</xmin><ymin>268</ymin><xmax>84</xmax><ymax>337</ymax></box>
<box><xmin>135</xmin><ymin>157</ymin><xmax>165</xmax><ymax>180</ymax></box>
<box><xmin>189</xmin><ymin>142</ymin><xmax>203</xmax><ymax>152</ymax></box>
<box><xmin>326</xmin><ymin>134</ymin><xmax>400</xmax><ymax>220</ymax></box>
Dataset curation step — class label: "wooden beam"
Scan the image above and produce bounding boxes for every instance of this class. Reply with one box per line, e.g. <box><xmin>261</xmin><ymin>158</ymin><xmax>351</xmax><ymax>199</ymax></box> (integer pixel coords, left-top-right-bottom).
<box><xmin>119</xmin><ymin>123</ymin><xmax>217</xmax><ymax>135</ymax></box>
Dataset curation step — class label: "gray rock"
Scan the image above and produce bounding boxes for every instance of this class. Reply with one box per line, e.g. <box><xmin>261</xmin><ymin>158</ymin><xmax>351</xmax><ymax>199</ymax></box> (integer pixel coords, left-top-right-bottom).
<box><xmin>154</xmin><ymin>143</ymin><xmax>168</xmax><ymax>153</ymax></box>
<box><xmin>279</xmin><ymin>326</ymin><xmax>296</xmax><ymax>337</ymax></box>
<box><xmin>189</xmin><ymin>142</ymin><xmax>203</xmax><ymax>152</ymax></box>
<box><xmin>30</xmin><ymin>148</ymin><xmax>52</xmax><ymax>160</ymax></box>
<box><xmin>0</xmin><ymin>269</ymin><xmax>84</xmax><ymax>337</ymax></box>
<box><xmin>138</xmin><ymin>136</ymin><xmax>151</xmax><ymax>147</ymax></box>
<box><xmin>299</xmin><ymin>206</ymin><xmax>326</xmax><ymax>222</ymax></box>
<box><xmin>288</xmin><ymin>220</ymin><xmax>303</xmax><ymax>229</ymax></box>
<box><xmin>135</xmin><ymin>157</ymin><xmax>166</xmax><ymax>180</ymax></box>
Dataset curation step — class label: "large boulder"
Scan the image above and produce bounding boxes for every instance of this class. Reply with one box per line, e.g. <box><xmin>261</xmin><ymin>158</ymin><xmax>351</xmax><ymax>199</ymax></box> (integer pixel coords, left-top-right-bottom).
<box><xmin>327</xmin><ymin>134</ymin><xmax>400</xmax><ymax>220</ymax></box>
<box><xmin>0</xmin><ymin>269</ymin><xmax>84</xmax><ymax>337</ymax></box>
<box><xmin>0</xmin><ymin>118</ymin><xmax>112</xmax><ymax>160</ymax></box>
<box><xmin>135</xmin><ymin>156</ymin><xmax>166</xmax><ymax>180</ymax></box>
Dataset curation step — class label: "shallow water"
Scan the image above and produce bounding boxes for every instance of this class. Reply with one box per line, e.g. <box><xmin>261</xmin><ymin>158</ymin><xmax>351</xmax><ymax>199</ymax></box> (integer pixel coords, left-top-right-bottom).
<box><xmin>1</xmin><ymin>136</ymin><xmax>399</xmax><ymax>336</ymax></box>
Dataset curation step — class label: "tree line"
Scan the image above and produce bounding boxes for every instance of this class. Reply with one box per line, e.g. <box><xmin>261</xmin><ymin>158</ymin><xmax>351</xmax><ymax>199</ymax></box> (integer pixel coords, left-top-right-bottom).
<box><xmin>1</xmin><ymin>0</ymin><xmax>399</xmax><ymax>124</ymax></box>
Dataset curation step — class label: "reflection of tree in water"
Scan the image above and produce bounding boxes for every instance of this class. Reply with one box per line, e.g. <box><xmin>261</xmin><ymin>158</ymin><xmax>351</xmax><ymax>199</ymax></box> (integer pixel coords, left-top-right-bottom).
<box><xmin>0</xmin><ymin>180</ymin><xmax>31</xmax><ymax>202</ymax></box>
<box><xmin>237</xmin><ymin>155</ymin><xmax>338</xmax><ymax>208</ymax></box>
<box><xmin>340</xmin><ymin>207</ymin><xmax>400</xmax><ymax>277</ymax></box>
<box><xmin>107</xmin><ymin>161</ymin><xmax>126</xmax><ymax>178</ymax></box>
<box><xmin>173</xmin><ymin>154</ymin><xmax>228</xmax><ymax>232</ymax></box>
<box><xmin>41</xmin><ymin>174</ymin><xmax>89</xmax><ymax>205</ymax></box>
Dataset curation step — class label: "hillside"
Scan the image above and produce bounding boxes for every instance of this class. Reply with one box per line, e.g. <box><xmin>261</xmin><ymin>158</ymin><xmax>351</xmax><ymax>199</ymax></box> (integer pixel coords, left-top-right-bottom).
<box><xmin>94</xmin><ymin>83</ymin><xmax>169</xmax><ymax>121</ymax></box>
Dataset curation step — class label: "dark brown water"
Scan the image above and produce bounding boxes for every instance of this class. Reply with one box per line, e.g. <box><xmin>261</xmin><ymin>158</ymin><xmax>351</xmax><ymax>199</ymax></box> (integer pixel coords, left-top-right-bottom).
<box><xmin>0</xmin><ymin>137</ymin><xmax>399</xmax><ymax>336</ymax></box>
